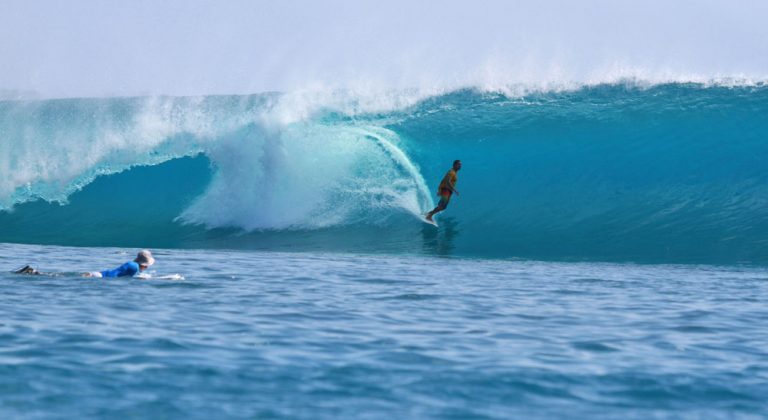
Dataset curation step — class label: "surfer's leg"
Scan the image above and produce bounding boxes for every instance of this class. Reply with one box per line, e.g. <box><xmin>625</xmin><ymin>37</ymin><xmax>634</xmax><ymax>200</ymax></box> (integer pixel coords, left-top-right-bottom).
<box><xmin>426</xmin><ymin>196</ymin><xmax>450</xmax><ymax>220</ymax></box>
<box><xmin>426</xmin><ymin>205</ymin><xmax>441</xmax><ymax>220</ymax></box>
<box><xmin>427</xmin><ymin>189</ymin><xmax>452</xmax><ymax>220</ymax></box>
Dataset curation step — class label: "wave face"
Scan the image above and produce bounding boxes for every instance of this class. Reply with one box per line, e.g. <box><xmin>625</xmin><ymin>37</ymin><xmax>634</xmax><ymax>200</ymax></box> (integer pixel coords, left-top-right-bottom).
<box><xmin>2</xmin><ymin>83</ymin><xmax>768</xmax><ymax>263</ymax></box>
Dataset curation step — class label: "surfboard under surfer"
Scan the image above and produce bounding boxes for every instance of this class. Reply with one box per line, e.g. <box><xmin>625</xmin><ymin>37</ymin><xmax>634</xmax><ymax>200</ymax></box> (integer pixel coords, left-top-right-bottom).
<box><xmin>426</xmin><ymin>160</ymin><xmax>461</xmax><ymax>223</ymax></box>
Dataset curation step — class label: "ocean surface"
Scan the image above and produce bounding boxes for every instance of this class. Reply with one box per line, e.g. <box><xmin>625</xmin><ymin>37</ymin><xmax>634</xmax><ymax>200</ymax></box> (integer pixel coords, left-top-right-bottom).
<box><xmin>2</xmin><ymin>83</ymin><xmax>768</xmax><ymax>417</ymax></box>
<box><xmin>1</xmin><ymin>243</ymin><xmax>767</xmax><ymax>418</ymax></box>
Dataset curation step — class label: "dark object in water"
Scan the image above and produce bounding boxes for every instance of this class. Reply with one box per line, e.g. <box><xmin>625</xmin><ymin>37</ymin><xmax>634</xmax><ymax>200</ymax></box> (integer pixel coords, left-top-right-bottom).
<box><xmin>13</xmin><ymin>265</ymin><xmax>40</xmax><ymax>275</ymax></box>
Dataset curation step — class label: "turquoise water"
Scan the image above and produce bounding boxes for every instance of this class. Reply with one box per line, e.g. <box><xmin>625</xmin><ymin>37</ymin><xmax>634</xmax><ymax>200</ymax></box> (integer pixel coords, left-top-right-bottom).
<box><xmin>2</xmin><ymin>84</ymin><xmax>768</xmax><ymax>417</ymax></box>
<box><xmin>2</xmin><ymin>243</ymin><xmax>767</xmax><ymax>418</ymax></box>
<box><xmin>2</xmin><ymin>84</ymin><xmax>768</xmax><ymax>263</ymax></box>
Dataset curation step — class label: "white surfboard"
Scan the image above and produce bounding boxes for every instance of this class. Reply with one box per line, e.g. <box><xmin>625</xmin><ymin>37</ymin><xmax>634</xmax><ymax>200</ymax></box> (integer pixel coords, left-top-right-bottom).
<box><xmin>422</xmin><ymin>216</ymin><xmax>438</xmax><ymax>227</ymax></box>
<box><xmin>136</xmin><ymin>272</ymin><xmax>185</xmax><ymax>280</ymax></box>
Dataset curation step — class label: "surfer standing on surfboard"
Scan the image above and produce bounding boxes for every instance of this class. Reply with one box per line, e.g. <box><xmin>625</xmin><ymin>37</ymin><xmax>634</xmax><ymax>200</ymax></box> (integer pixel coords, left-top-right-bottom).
<box><xmin>426</xmin><ymin>160</ymin><xmax>461</xmax><ymax>223</ymax></box>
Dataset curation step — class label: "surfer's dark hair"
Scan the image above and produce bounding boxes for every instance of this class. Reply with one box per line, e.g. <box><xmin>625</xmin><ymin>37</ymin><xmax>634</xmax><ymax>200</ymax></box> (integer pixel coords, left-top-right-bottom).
<box><xmin>453</xmin><ymin>160</ymin><xmax>461</xmax><ymax>166</ymax></box>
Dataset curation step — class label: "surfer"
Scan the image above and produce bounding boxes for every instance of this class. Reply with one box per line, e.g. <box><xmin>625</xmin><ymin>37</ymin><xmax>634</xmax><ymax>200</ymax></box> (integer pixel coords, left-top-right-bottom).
<box><xmin>426</xmin><ymin>160</ymin><xmax>461</xmax><ymax>223</ymax></box>
<box><xmin>13</xmin><ymin>265</ymin><xmax>41</xmax><ymax>275</ymax></box>
<box><xmin>13</xmin><ymin>249</ymin><xmax>156</xmax><ymax>278</ymax></box>
<box><xmin>83</xmin><ymin>249</ymin><xmax>156</xmax><ymax>278</ymax></box>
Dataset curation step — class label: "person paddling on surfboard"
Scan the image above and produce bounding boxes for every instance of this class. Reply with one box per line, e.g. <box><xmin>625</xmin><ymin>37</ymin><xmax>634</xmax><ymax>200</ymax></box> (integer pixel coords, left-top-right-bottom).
<box><xmin>426</xmin><ymin>160</ymin><xmax>461</xmax><ymax>223</ymax></box>
<box><xmin>13</xmin><ymin>249</ymin><xmax>156</xmax><ymax>278</ymax></box>
<box><xmin>82</xmin><ymin>249</ymin><xmax>156</xmax><ymax>278</ymax></box>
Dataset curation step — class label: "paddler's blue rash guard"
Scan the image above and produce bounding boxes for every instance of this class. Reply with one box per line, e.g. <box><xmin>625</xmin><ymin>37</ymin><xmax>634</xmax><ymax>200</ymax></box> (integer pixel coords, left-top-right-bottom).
<box><xmin>100</xmin><ymin>261</ymin><xmax>140</xmax><ymax>278</ymax></box>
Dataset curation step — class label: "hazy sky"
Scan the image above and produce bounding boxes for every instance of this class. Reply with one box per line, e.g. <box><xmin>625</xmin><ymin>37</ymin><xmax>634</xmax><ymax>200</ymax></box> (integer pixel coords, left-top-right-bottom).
<box><xmin>1</xmin><ymin>0</ymin><xmax>767</xmax><ymax>98</ymax></box>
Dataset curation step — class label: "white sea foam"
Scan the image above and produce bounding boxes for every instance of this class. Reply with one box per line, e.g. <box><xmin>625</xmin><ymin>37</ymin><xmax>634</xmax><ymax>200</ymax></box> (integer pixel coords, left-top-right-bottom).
<box><xmin>0</xmin><ymin>89</ymin><xmax>436</xmax><ymax>232</ymax></box>
<box><xmin>177</xmin><ymin>124</ymin><xmax>433</xmax><ymax>230</ymax></box>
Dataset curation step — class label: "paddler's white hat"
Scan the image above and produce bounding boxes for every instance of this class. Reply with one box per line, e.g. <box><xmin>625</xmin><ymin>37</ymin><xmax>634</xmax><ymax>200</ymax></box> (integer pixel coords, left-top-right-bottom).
<box><xmin>134</xmin><ymin>249</ymin><xmax>155</xmax><ymax>267</ymax></box>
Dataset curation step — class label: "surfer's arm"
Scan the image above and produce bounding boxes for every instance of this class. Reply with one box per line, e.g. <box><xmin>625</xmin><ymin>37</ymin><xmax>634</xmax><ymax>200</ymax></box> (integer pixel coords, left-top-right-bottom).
<box><xmin>96</xmin><ymin>262</ymin><xmax>139</xmax><ymax>278</ymax></box>
<box><xmin>445</xmin><ymin>180</ymin><xmax>459</xmax><ymax>195</ymax></box>
<box><xmin>447</xmin><ymin>172</ymin><xmax>459</xmax><ymax>195</ymax></box>
<box><xmin>437</xmin><ymin>173</ymin><xmax>459</xmax><ymax>195</ymax></box>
